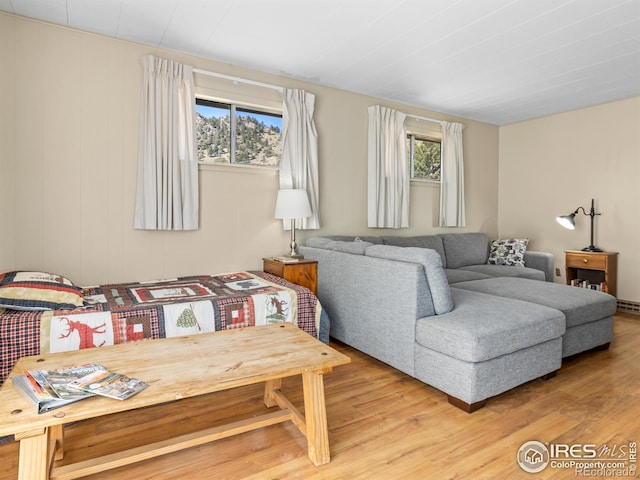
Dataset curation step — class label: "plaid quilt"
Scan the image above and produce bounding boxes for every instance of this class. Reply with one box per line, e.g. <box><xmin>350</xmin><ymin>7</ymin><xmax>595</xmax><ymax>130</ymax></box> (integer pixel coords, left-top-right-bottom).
<box><xmin>0</xmin><ymin>271</ymin><xmax>323</xmax><ymax>387</ymax></box>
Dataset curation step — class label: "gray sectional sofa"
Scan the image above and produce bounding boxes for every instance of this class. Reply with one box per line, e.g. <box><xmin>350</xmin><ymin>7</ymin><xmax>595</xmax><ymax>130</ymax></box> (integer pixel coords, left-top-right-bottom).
<box><xmin>299</xmin><ymin>233</ymin><xmax>616</xmax><ymax>412</ymax></box>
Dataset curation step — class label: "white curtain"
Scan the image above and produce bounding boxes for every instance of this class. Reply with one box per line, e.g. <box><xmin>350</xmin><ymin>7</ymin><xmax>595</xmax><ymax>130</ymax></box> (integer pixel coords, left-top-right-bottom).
<box><xmin>367</xmin><ymin>105</ymin><xmax>409</xmax><ymax>228</ymax></box>
<box><xmin>439</xmin><ymin>121</ymin><xmax>465</xmax><ymax>227</ymax></box>
<box><xmin>279</xmin><ymin>88</ymin><xmax>320</xmax><ymax>229</ymax></box>
<box><xmin>134</xmin><ymin>55</ymin><xmax>199</xmax><ymax>230</ymax></box>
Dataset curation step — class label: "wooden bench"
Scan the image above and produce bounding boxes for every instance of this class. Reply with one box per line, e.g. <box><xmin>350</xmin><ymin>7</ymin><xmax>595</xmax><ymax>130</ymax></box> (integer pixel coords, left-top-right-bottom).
<box><xmin>0</xmin><ymin>323</ymin><xmax>350</xmax><ymax>479</ymax></box>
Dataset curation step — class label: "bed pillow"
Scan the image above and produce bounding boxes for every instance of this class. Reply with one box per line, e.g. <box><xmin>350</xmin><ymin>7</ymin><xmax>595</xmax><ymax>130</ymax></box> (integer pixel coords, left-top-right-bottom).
<box><xmin>0</xmin><ymin>271</ymin><xmax>84</xmax><ymax>311</ymax></box>
<box><xmin>487</xmin><ymin>239</ymin><xmax>529</xmax><ymax>266</ymax></box>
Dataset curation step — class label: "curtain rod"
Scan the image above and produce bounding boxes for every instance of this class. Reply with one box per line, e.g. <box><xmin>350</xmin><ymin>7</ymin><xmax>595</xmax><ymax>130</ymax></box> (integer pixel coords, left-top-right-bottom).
<box><xmin>193</xmin><ymin>68</ymin><xmax>284</xmax><ymax>93</ymax></box>
<box><xmin>405</xmin><ymin>113</ymin><xmax>441</xmax><ymax>124</ymax></box>
<box><xmin>405</xmin><ymin>112</ymin><xmax>465</xmax><ymax>127</ymax></box>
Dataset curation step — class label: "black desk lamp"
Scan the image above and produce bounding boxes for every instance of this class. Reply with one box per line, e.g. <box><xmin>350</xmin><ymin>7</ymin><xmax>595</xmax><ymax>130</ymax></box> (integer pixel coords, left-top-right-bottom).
<box><xmin>556</xmin><ymin>198</ymin><xmax>602</xmax><ymax>252</ymax></box>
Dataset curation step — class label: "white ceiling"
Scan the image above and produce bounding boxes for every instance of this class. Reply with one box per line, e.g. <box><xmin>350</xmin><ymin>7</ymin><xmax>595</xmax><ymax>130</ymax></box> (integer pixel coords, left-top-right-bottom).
<box><xmin>2</xmin><ymin>0</ymin><xmax>639</xmax><ymax>125</ymax></box>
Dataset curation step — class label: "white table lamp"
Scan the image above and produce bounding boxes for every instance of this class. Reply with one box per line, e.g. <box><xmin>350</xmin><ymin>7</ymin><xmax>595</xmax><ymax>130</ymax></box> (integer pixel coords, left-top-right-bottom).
<box><xmin>275</xmin><ymin>189</ymin><xmax>312</xmax><ymax>258</ymax></box>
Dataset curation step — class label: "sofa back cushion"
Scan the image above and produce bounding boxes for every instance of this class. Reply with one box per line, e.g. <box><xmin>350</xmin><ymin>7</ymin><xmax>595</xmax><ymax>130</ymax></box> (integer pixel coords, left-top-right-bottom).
<box><xmin>323</xmin><ymin>235</ymin><xmax>383</xmax><ymax>244</ymax></box>
<box><xmin>305</xmin><ymin>237</ymin><xmax>374</xmax><ymax>254</ymax></box>
<box><xmin>365</xmin><ymin>245</ymin><xmax>453</xmax><ymax>314</ymax></box>
<box><xmin>381</xmin><ymin>235</ymin><xmax>447</xmax><ymax>267</ymax></box>
<box><xmin>441</xmin><ymin>233</ymin><xmax>489</xmax><ymax>269</ymax></box>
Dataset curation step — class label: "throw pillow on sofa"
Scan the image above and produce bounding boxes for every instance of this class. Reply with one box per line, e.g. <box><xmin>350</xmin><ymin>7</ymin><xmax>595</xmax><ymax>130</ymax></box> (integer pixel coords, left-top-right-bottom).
<box><xmin>487</xmin><ymin>239</ymin><xmax>529</xmax><ymax>266</ymax></box>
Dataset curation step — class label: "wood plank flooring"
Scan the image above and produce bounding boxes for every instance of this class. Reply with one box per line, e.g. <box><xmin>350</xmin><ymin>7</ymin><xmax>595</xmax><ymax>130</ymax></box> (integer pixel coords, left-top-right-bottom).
<box><xmin>1</xmin><ymin>312</ymin><xmax>638</xmax><ymax>479</ymax></box>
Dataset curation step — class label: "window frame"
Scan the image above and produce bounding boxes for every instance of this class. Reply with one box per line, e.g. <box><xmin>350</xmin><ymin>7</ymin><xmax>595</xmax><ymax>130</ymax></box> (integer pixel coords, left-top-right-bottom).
<box><xmin>195</xmin><ymin>97</ymin><xmax>283</xmax><ymax>169</ymax></box>
<box><xmin>407</xmin><ymin>133</ymin><xmax>442</xmax><ymax>183</ymax></box>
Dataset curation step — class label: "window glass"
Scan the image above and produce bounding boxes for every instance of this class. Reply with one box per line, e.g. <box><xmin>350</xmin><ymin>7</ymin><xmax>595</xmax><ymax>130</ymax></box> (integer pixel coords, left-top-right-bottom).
<box><xmin>235</xmin><ymin>108</ymin><xmax>282</xmax><ymax>166</ymax></box>
<box><xmin>407</xmin><ymin>135</ymin><xmax>441</xmax><ymax>181</ymax></box>
<box><xmin>196</xmin><ymin>101</ymin><xmax>231</xmax><ymax>164</ymax></box>
<box><xmin>196</xmin><ymin>98</ymin><xmax>282</xmax><ymax>167</ymax></box>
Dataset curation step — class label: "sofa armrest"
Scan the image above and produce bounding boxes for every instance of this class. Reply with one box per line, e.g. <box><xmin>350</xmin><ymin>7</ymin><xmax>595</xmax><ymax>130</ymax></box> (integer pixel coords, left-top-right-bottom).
<box><xmin>524</xmin><ymin>251</ymin><xmax>554</xmax><ymax>282</ymax></box>
<box><xmin>299</xmin><ymin>245</ymin><xmax>433</xmax><ymax>377</ymax></box>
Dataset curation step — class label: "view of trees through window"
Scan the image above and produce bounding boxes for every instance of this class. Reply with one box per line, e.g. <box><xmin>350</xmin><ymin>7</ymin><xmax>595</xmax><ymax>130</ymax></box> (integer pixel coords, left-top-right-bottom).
<box><xmin>407</xmin><ymin>135</ymin><xmax>441</xmax><ymax>181</ymax></box>
<box><xmin>196</xmin><ymin>99</ymin><xmax>282</xmax><ymax>166</ymax></box>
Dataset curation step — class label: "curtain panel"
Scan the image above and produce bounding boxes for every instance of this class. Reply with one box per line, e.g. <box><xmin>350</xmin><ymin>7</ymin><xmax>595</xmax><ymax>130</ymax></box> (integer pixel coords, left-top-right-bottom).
<box><xmin>279</xmin><ymin>88</ymin><xmax>320</xmax><ymax>230</ymax></box>
<box><xmin>134</xmin><ymin>55</ymin><xmax>199</xmax><ymax>230</ymax></box>
<box><xmin>439</xmin><ymin>121</ymin><xmax>465</xmax><ymax>227</ymax></box>
<box><xmin>367</xmin><ymin>105</ymin><xmax>409</xmax><ymax>228</ymax></box>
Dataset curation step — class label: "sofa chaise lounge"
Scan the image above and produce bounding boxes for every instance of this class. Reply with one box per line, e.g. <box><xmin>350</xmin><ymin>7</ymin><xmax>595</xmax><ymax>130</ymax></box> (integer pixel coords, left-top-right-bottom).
<box><xmin>299</xmin><ymin>233</ymin><xmax>616</xmax><ymax>412</ymax></box>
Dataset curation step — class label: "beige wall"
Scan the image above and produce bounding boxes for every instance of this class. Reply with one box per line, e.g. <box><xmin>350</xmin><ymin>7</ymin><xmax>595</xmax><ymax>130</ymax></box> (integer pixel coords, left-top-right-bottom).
<box><xmin>0</xmin><ymin>14</ymin><xmax>15</xmax><ymax>271</ymax></box>
<box><xmin>0</xmin><ymin>13</ymin><xmax>499</xmax><ymax>285</ymax></box>
<box><xmin>9</xmin><ymin>12</ymin><xmax>637</xmax><ymax>302</ymax></box>
<box><xmin>498</xmin><ymin>96</ymin><xmax>640</xmax><ymax>302</ymax></box>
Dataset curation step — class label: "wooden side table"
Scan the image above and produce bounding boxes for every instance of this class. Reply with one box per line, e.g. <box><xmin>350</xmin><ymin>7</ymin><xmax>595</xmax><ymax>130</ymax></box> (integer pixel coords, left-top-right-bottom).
<box><xmin>263</xmin><ymin>258</ymin><xmax>318</xmax><ymax>296</ymax></box>
<box><xmin>565</xmin><ymin>250</ymin><xmax>618</xmax><ymax>296</ymax></box>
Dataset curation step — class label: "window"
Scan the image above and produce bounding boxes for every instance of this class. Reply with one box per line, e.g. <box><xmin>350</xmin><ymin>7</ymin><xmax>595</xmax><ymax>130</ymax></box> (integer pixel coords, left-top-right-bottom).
<box><xmin>407</xmin><ymin>134</ymin><xmax>441</xmax><ymax>181</ymax></box>
<box><xmin>195</xmin><ymin>98</ymin><xmax>282</xmax><ymax>167</ymax></box>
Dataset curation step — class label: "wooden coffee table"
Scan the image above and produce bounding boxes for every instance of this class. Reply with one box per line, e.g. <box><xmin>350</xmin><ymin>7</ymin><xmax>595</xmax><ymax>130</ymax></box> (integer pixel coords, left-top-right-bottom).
<box><xmin>0</xmin><ymin>323</ymin><xmax>350</xmax><ymax>480</ymax></box>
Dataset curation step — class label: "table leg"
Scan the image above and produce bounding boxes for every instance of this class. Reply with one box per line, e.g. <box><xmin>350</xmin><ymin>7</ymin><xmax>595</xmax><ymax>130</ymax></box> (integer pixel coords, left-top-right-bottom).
<box><xmin>302</xmin><ymin>371</ymin><xmax>330</xmax><ymax>466</ymax></box>
<box><xmin>263</xmin><ymin>378</ymin><xmax>282</xmax><ymax>408</ymax></box>
<box><xmin>17</xmin><ymin>428</ymin><xmax>49</xmax><ymax>480</ymax></box>
<box><xmin>51</xmin><ymin>424</ymin><xmax>64</xmax><ymax>460</ymax></box>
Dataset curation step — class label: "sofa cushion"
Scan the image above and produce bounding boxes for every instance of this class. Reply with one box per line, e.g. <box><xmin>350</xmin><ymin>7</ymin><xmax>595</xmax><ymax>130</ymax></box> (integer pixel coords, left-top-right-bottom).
<box><xmin>416</xmin><ymin>288</ymin><xmax>565</xmax><ymax>362</ymax></box>
<box><xmin>381</xmin><ymin>236</ymin><xmax>447</xmax><ymax>267</ymax></box>
<box><xmin>441</xmin><ymin>233</ymin><xmax>489</xmax><ymax>269</ymax></box>
<box><xmin>323</xmin><ymin>235</ymin><xmax>384</xmax><ymax>244</ymax></box>
<box><xmin>305</xmin><ymin>237</ymin><xmax>373</xmax><ymax>254</ymax></box>
<box><xmin>453</xmin><ymin>277</ymin><xmax>617</xmax><ymax>328</ymax></box>
<box><xmin>459</xmin><ymin>264</ymin><xmax>545</xmax><ymax>282</ymax></box>
<box><xmin>365</xmin><ymin>245</ymin><xmax>453</xmax><ymax>314</ymax></box>
<box><xmin>445</xmin><ymin>269</ymin><xmax>492</xmax><ymax>284</ymax></box>
<box><xmin>488</xmin><ymin>238</ymin><xmax>529</xmax><ymax>266</ymax></box>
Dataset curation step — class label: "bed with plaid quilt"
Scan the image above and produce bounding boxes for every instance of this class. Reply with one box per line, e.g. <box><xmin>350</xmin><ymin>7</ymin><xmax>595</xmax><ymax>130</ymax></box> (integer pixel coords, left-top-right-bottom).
<box><xmin>0</xmin><ymin>271</ymin><xmax>328</xmax><ymax>386</ymax></box>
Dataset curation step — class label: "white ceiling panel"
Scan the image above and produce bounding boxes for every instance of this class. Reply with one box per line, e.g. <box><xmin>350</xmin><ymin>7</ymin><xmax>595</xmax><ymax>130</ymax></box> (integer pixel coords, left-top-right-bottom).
<box><xmin>65</xmin><ymin>0</ymin><xmax>121</xmax><ymax>36</ymax></box>
<box><xmin>116</xmin><ymin>0</ymin><xmax>178</xmax><ymax>45</ymax></box>
<box><xmin>9</xmin><ymin>0</ymin><xmax>68</xmax><ymax>25</ymax></box>
<box><xmin>1</xmin><ymin>0</ymin><xmax>638</xmax><ymax>125</ymax></box>
<box><xmin>161</xmin><ymin>1</ymin><xmax>230</xmax><ymax>54</ymax></box>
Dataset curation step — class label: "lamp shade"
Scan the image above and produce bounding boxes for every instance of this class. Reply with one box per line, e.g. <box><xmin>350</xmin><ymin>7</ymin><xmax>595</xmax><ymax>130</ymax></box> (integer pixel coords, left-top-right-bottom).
<box><xmin>555</xmin><ymin>199</ymin><xmax>602</xmax><ymax>252</ymax></box>
<box><xmin>274</xmin><ymin>189</ymin><xmax>312</xmax><ymax>220</ymax></box>
<box><xmin>556</xmin><ymin>213</ymin><xmax>576</xmax><ymax>230</ymax></box>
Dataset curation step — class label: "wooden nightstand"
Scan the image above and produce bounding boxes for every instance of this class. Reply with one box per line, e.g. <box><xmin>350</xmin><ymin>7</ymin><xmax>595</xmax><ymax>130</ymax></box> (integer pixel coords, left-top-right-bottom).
<box><xmin>263</xmin><ymin>258</ymin><xmax>318</xmax><ymax>296</ymax></box>
<box><xmin>565</xmin><ymin>250</ymin><xmax>618</xmax><ymax>297</ymax></box>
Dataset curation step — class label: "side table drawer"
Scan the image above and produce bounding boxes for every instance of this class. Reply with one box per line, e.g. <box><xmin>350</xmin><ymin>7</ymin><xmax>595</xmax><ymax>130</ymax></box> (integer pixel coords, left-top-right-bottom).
<box><xmin>565</xmin><ymin>253</ymin><xmax>606</xmax><ymax>270</ymax></box>
<box><xmin>263</xmin><ymin>259</ymin><xmax>285</xmax><ymax>277</ymax></box>
<box><xmin>262</xmin><ymin>258</ymin><xmax>318</xmax><ymax>295</ymax></box>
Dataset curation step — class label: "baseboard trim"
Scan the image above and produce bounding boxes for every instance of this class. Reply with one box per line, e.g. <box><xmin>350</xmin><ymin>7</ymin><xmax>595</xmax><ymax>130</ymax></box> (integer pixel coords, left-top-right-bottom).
<box><xmin>617</xmin><ymin>299</ymin><xmax>640</xmax><ymax>315</ymax></box>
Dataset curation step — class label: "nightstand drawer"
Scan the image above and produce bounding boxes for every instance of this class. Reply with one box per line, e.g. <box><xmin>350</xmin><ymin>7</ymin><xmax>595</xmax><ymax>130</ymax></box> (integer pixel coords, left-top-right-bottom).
<box><xmin>565</xmin><ymin>253</ymin><xmax>606</xmax><ymax>270</ymax></box>
<box><xmin>263</xmin><ymin>259</ymin><xmax>285</xmax><ymax>277</ymax></box>
<box><xmin>263</xmin><ymin>258</ymin><xmax>318</xmax><ymax>295</ymax></box>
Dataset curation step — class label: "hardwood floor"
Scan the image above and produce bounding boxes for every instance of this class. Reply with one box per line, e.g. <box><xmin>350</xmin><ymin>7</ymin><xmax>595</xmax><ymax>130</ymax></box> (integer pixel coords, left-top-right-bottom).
<box><xmin>1</xmin><ymin>313</ymin><xmax>638</xmax><ymax>479</ymax></box>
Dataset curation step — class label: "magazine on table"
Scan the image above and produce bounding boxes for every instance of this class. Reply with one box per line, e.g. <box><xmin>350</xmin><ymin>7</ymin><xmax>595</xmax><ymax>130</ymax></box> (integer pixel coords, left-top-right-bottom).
<box><xmin>12</xmin><ymin>372</ymin><xmax>88</xmax><ymax>414</ymax></box>
<box><xmin>67</xmin><ymin>370</ymin><xmax>148</xmax><ymax>401</ymax></box>
<box><xmin>33</xmin><ymin>363</ymin><xmax>106</xmax><ymax>400</ymax></box>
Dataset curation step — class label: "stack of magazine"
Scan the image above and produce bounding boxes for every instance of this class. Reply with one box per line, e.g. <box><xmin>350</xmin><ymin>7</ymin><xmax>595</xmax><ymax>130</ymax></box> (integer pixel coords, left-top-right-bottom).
<box><xmin>12</xmin><ymin>363</ymin><xmax>148</xmax><ymax>414</ymax></box>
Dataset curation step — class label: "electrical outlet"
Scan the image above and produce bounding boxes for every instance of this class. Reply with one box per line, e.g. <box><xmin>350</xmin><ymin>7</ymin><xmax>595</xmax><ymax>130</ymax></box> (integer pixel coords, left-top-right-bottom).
<box><xmin>555</xmin><ymin>268</ymin><xmax>561</xmax><ymax>277</ymax></box>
